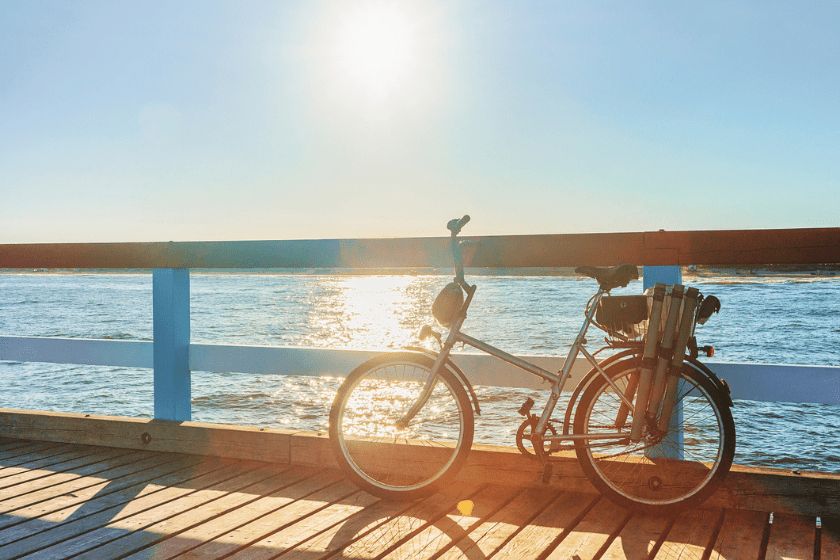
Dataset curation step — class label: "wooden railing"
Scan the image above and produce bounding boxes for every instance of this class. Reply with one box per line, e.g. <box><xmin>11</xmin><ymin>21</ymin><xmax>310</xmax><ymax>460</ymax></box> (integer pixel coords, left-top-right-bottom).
<box><xmin>1</xmin><ymin>227</ymin><xmax>839</xmax><ymax>422</ymax></box>
<box><xmin>2</xmin><ymin>226</ymin><xmax>839</xmax><ymax>269</ymax></box>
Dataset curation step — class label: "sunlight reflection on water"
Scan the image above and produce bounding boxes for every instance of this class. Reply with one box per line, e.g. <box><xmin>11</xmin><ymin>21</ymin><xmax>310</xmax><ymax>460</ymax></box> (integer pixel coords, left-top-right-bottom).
<box><xmin>1</xmin><ymin>271</ymin><xmax>839</xmax><ymax>471</ymax></box>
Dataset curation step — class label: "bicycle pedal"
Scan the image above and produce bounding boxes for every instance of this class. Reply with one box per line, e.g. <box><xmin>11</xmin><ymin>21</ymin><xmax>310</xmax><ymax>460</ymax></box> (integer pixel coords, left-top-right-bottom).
<box><xmin>518</xmin><ymin>397</ymin><xmax>535</xmax><ymax>417</ymax></box>
<box><xmin>541</xmin><ymin>463</ymin><xmax>553</xmax><ymax>484</ymax></box>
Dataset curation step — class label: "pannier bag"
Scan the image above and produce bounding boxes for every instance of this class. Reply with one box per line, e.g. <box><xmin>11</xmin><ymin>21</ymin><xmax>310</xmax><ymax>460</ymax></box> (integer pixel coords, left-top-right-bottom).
<box><xmin>595</xmin><ymin>295</ymin><xmax>649</xmax><ymax>336</ymax></box>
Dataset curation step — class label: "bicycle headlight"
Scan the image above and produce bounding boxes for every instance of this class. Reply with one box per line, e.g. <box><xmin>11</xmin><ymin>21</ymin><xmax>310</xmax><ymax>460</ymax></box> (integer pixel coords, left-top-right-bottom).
<box><xmin>432</xmin><ymin>282</ymin><xmax>464</xmax><ymax>328</ymax></box>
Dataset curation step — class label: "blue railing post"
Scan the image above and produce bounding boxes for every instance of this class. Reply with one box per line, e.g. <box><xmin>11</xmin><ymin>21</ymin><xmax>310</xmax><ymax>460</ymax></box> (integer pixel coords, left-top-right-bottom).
<box><xmin>153</xmin><ymin>269</ymin><xmax>191</xmax><ymax>421</ymax></box>
<box><xmin>642</xmin><ymin>265</ymin><xmax>682</xmax><ymax>291</ymax></box>
<box><xmin>643</xmin><ymin>265</ymin><xmax>683</xmax><ymax>459</ymax></box>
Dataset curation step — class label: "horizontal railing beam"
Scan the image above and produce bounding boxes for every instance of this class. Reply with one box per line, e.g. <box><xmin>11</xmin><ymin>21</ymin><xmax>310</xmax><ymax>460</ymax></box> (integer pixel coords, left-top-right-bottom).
<box><xmin>3</xmin><ymin>336</ymin><xmax>839</xmax><ymax>405</ymax></box>
<box><xmin>0</xmin><ymin>336</ymin><xmax>153</xmax><ymax>368</ymax></box>
<box><xmin>2</xmin><ymin>227</ymin><xmax>839</xmax><ymax>269</ymax></box>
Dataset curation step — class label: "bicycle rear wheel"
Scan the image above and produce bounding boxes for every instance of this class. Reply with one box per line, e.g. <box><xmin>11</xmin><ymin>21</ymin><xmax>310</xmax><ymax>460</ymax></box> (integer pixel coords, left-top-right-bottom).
<box><xmin>573</xmin><ymin>358</ymin><xmax>734</xmax><ymax>513</ymax></box>
<box><xmin>329</xmin><ymin>352</ymin><xmax>474</xmax><ymax>501</ymax></box>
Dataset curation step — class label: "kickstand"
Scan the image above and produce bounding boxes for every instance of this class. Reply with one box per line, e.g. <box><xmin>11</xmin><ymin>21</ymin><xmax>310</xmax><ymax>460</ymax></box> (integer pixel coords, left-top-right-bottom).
<box><xmin>541</xmin><ymin>462</ymin><xmax>553</xmax><ymax>484</ymax></box>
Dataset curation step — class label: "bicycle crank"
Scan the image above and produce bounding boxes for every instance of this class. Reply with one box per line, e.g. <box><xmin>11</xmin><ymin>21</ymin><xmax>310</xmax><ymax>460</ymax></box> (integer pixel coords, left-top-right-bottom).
<box><xmin>515</xmin><ymin>416</ymin><xmax>558</xmax><ymax>461</ymax></box>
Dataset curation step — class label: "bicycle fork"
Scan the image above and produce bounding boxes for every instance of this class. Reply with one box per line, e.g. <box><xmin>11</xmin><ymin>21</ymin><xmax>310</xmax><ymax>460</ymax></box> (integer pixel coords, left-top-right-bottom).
<box><xmin>394</xmin><ymin>314</ymin><xmax>466</xmax><ymax>430</ymax></box>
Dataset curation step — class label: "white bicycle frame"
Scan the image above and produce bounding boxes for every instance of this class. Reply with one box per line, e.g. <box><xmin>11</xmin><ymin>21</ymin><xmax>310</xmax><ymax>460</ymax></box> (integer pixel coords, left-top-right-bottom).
<box><xmin>401</xmin><ymin>283</ymin><xmax>639</xmax><ymax>446</ymax></box>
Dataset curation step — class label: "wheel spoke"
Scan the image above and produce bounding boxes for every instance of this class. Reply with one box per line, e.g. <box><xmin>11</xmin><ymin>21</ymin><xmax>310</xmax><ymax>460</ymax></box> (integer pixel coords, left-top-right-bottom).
<box><xmin>574</xmin><ymin>359</ymin><xmax>734</xmax><ymax>513</ymax></box>
<box><xmin>329</xmin><ymin>353</ymin><xmax>473</xmax><ymax>500</ymax></box>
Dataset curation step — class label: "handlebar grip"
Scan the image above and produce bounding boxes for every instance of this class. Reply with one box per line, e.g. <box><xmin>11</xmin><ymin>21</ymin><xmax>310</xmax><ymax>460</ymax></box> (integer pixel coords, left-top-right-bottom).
<box><xmin>447</xmin><ymin>215</ymin><xmax>471</xmax><ymax>234</ymax></box>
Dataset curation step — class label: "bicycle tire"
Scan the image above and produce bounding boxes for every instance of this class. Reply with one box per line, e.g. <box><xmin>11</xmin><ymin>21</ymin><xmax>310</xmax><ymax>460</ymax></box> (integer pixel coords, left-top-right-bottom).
<box><xmin>573</xmin><ymin>357</ymin><xmax>735</xmax><ymax>513</ymax></box>
<box><xmin>329</xmin><ymin>352</ymin><xmax>474</xmax><ymax>501</ymax></box>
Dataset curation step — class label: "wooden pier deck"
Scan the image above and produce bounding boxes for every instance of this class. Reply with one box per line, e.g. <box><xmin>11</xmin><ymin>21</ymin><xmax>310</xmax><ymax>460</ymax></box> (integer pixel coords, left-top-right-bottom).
<box><xmin>1</xmin><ymin>411</ymin><xmax>839</xmax><ymax>559</ymax></box>
<box><xmin>0</xmin><ymin>437</ymin><xmax>832</xmax><ymax>560</ymax></box>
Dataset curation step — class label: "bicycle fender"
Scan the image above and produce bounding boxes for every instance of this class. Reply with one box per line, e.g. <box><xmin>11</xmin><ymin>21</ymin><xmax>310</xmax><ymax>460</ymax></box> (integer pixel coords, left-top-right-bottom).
<box><xmin>571</xmin><ymin>352</ymin><xmax>733</xmax><ymax>410</ymax></box>
<box><xmin>405</xmin><ymin>346</ymin><xmax>481</xmax><ymax>416</ymax></box>
<box><xmin>684</xmin><ymin>358</ymin><xmax>734</xmax><ymax>408</ymax></box>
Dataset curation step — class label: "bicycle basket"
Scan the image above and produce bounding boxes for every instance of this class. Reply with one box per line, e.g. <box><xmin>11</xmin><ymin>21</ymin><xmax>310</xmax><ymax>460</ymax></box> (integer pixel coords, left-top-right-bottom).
<box><xmin>595</xmin><ymin>295</ymin><xmax>649</xmax><ymax>342</ymax></box>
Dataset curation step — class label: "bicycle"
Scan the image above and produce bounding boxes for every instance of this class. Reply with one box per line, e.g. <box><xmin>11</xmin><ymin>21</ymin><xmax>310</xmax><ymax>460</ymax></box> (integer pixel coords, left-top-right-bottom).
<box><xmin>329</xmin><ymin>216</ymin><xmax>734</xmax><ymax>513</ymax></box>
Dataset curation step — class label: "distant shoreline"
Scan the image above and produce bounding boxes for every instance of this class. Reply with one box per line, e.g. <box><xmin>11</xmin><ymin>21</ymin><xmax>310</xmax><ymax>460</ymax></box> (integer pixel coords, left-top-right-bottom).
<box><xmin>1</xmin><ymin>264</ymin><xmax>839</xmax><ymax>277</ymax></box>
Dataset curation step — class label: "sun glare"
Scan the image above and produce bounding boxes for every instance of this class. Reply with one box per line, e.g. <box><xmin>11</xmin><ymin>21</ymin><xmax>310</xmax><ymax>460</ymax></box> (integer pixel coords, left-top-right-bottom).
<box><xmin>308</xmin><ymin>1</ymin><xmax>447</xmax><ymax>125</ymax></box>
<box><xmin>333</xmin><ymin>5</ymin><xmax>418</xmax><ymax>100</ymax></box>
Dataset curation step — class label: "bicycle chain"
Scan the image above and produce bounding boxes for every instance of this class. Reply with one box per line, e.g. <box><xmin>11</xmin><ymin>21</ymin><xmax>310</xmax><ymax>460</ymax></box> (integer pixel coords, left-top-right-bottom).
<box><xmin>533</xmin><ymin>423</ymin><xmax>669</xmax><ymax>463</ymax></box>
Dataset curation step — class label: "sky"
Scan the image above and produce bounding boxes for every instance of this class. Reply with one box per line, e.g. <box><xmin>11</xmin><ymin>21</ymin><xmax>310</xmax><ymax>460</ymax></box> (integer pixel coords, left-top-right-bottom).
<box><xmin>1</xmin><ymin>1</ymin><xmax>838</xmax><ymax>243</ymax></box>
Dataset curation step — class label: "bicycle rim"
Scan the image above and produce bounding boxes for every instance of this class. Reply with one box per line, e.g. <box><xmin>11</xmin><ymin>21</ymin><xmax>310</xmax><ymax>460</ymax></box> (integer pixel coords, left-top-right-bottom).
<box><xmin>330</xmin><ymin>354</ymin><xmax>473</xmax><ymax>499</ymax></box>
<box><xmin>574</xmin><ymin>361</ymin><xmax>734</xmax><ymax>511</ymax></box>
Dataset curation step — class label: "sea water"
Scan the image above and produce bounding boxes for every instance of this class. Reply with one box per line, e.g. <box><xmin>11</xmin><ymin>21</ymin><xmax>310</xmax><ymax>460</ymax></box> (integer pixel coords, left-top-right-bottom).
<box><xmin>1</xmin><ymin>270</ymin><xmax>839</xmax><ymax>472</ymax></box>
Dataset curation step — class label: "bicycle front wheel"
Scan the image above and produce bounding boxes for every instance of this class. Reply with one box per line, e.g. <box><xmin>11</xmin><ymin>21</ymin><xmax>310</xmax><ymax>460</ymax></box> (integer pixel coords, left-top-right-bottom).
<box><xmin>329</xmin><ymin>352</ymin><xmax>474</xmax><ymax>501</ymax></box>
<box><xmin>574</xmin><ymin>358</ymin><xmax>735</xmax><ymax>513</ymax></box>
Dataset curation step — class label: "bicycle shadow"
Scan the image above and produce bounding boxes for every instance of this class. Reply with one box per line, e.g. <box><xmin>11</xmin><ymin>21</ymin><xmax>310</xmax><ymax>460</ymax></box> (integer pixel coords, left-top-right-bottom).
<box><xmin>321</xmin><ymin>485</ymin><xmax>489</xmax><ymax>559</ymax></box>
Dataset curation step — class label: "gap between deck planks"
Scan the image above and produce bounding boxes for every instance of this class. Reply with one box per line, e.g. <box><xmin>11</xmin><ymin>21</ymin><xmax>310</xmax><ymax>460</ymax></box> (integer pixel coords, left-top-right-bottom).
<box><xmin>0</xmin><ymin>438</ymin><xmax>828</xmax><ymax>560</ymax></box>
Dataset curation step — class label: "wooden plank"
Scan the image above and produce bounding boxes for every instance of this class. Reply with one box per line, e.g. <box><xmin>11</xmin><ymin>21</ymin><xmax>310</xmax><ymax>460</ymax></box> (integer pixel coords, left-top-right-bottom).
<box><xmin>461</xmin><ymin>445</ymin><xmax>596</xmax><ymax>494</ymax></box>
<box><xmin>230</xmin><ymin>490</ymin><xmax>379</xmax><ymax>559</ymax></box>
<box><xmin>709</xmin><ymin>509</ymin><xmax>769</xmax><ymax>560</ymax></box>
<box><xmin>0</xmin><ymin>441</ymin><xmax>64</xmax><ymax>466</ymax></box>
<box><xmin>32</xmin><ymin>463</ymin><xmax>281</xmax><ymax>560</ymax></box>
<box><xmin>383</xmin><ymin>484</ymin><xmax>523</xmax><ymax>560</ymax></box>
<box><xmin>221</xmin><ymin>481</ymin><xmax>367</xmax><ymax>560</ymax></box>
<box><xmin>641</xmin><ymin>227</ymin><xmax>840</xmax><ymax>266</ymax></box>
<box><xmin>0</xmin><ymin>443</ymin><xmax>128</xmax><ymax>482</ymax></box>
<box><xmin>821</xmin><ymin>518</ymin><xmax>840</xmax><ymax>560</ymax></box>
<box><xmin>0</xmin><ymin>409</ymin><xmax>293</xmax><ymax>464</ymax></box>
<box><xmin>147</xmin><ymin>468</ymin><xmax>346</xmax><ymax>560</ymax></box>
<box><xmin>0</xmin><ymin>446</ymin><xmax>132</xmax><ymax>497</ymax></box>
<box><xmin>0</xmin><ymin>453</ymin><xmax>203</xmax><ymax>540</ymax></box>
<box><xmin>290</xmin><ymin>430</ymin><xmax>339</xmax><ymax>470</ymax></box>
<box><xmin>71</xmin><ymin>465</ymin><xmax>311</xmax><ymax>560</ymax></box>
<box><xmin>639</xmin><ymin>459</ymin><xmax>840</xmax><ymax>517</ymax></box>
<box><xmin>0</xmin><ymin>450</ymin><xmax>181</xmax><ymax>519</ymax></box>
<box><xmin>115</xmin><ymin>465</ymin><xmax>334</xmax><ymax>560</ymax></box>
<box><xmin>600</xmin><ymin>513</ymin><xmax>673</xmax><ymax>560</ymax></box>
<box><xmin>0</xmin><ymin>447</ymin><xmax>101</xmax><ymax>486</ymax></box>
<box><xmin>281</xmin><ymin>493</ymin><xmax>415</xmax><ymax>560</ymax></box>
<box><xmin>0</xmin><ymin>440</ymin><xmax>57</xmax><ymax>457</ymax></box>
<box><xmin>0</xmin><ymin>440</ymin><xmax>49</xmax><ymax>461</ymax></box>
<box><xmin>437</xmin><ymin>486</ymin><xmax>561</xmax><ymax>560</ymax></box>
<box><xmin>0</xmin><ymin>458</ymin><xmax>224</xmax><ymax>549</ymax></box>
<box><xmin>0</xmin><ymin>438</ymin><xmax>35</xmax><ymax>452</ymax></box>
<box><xmin>4</xmin><ymin>227</ymin><xmax>838</xmax><ymax>269</ymax></box>
<box><xmin>0</xmin><ymin>458</ymin><xmax>244</xmax><ymax>558</ymax></box>
<box><xmin>765</xmin><ymin>513</ymin><xmax>816</xmax><ymax>560</ymax></box>
<box><xmin>491</xmin><ymin>491</ymin><xmax>599</xmax><ymax>560</ymax></box>
<box><xmin>654</xmin><ymin>508</ymin><xmax>724</xmax><ymax>560</ymax></box>
<box><xmin>332</xmin><ymin>482</ymin><xmax>482</xmax><ymax>560</ymax></box>
<box><xmin>543</xmin><ymin>497</ymin><xmax>631</xmax><ymax>560</ymax></box>
<box><xmin>5</xmin><ymin>458</ymin><xmax>302</xmax><ymax>552</ymax></box>
<box><xmin>0</xmin><ymin>448</ymin><xmax>148</xmax><ymax>508</ymax></box>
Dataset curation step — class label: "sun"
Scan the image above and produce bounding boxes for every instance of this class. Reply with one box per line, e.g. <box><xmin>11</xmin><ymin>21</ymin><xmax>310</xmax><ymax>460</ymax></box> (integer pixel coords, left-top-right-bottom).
<box><xmin>331</xmin><ymin>4</ymin><xmax>418</xmax><ymax>101</ymax></box>
<box><xmin>309</xmin><ymin>1</ymin><xmax>446</xmax><ymax>119</ymax></box>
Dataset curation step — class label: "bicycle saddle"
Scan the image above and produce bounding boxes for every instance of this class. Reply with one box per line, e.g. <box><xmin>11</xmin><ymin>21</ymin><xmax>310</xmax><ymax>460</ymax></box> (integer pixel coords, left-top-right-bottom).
<box><xmin>575</xmin><ymin>264</ymin><xmax>639</xmax><ymax>291</ymax></box>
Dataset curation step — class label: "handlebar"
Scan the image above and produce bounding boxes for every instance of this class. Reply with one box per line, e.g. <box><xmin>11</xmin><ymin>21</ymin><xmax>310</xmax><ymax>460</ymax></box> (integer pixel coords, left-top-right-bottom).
<box><xmin>447</xmin><ymin>215</ymin><xmax>470</xmax><ymax>236</ymax></box>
